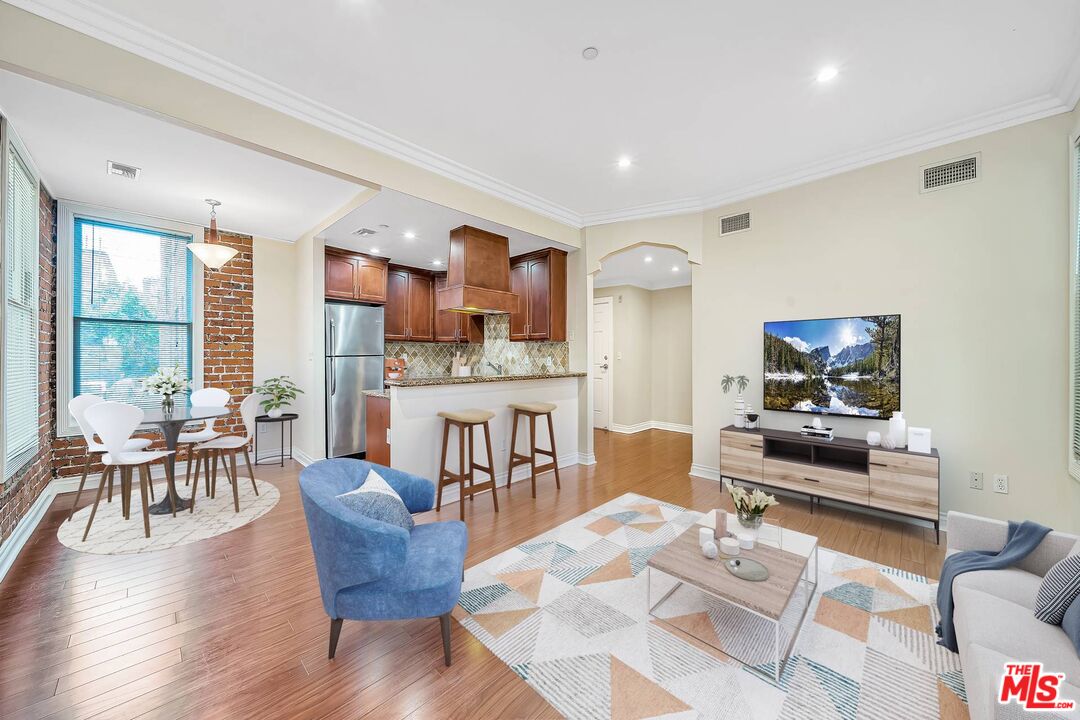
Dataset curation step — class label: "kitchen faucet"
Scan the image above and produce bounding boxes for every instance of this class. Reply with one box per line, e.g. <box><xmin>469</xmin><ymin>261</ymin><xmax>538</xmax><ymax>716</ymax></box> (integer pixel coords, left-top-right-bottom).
<box><xmin>484</xmin><ymin>359</ymin><xmax>503</xmax><ymax>376</ymax></box>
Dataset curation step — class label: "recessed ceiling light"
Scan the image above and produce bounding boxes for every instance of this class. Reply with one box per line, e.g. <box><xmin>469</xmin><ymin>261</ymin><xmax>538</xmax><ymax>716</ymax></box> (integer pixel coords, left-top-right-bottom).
<box><xmin>432</xmin><ymin>259</ymin><xmax>443</xmax><ymax>266</ymax></box>
<box><xmin>644</xmin><ymin>256</ymin><xmax>653</xmax><ymax>263</ymax></box>
<box><xmin>582</xmin><ymin>47</ymin><xmax>599</xmax><ymax>61</ymax></box>
<box><xmin>816</xmin><ymin>65</ymin><xmax>839</xmax><ymax>83</ymax></box>
<box><xmin>370</xmin><ymin>247</ymin><xmax>380</xmax><ymax>254</ymax></box>
<box><xmin>403</xmin><ymin>231</ymin><xmax>416</xmax><ymax>239</ymax></box>
<box><xmin>617</xmin><ymin>156</ymin><xmax>633</xmax><ymax>170</ymax></box>
<box><xmin>671</xmin><ymin>265</ymin><xmax>680</xmax><ymax>272</ymax></box>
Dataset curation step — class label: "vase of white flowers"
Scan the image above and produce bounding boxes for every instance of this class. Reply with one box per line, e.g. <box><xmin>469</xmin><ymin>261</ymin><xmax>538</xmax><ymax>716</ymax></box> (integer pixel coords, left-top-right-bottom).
<box><xmin>728</xmin><ymin>484</ymin><xmax>779</xmax><ymax>529</ymax></box>
<box><xmin>142</xmin><ymin>366</ymin><xmax>190</xmax><ymax>413</ymax></box>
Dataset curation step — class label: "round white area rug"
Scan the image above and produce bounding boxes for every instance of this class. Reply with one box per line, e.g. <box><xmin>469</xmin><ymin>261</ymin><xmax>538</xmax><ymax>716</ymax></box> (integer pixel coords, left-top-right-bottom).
<box><xmin>58</xmin><ymin>477</ymin><xmax>280</xmax><ymax>555</ymax></box>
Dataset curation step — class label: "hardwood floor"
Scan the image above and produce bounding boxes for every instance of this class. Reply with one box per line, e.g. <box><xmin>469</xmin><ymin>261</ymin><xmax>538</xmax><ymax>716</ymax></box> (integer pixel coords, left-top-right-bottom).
<box><xmin>0</xmin><ymin>429</ymin><xmax>946</xmax><ymax>719</ymax></box>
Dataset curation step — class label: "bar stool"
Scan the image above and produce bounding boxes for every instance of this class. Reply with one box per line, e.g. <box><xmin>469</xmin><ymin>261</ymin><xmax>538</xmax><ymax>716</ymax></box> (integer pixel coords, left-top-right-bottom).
<box><xmin>436</xmin><ymin>409</ymin><xmax>499</xmax><ymax>520</ymax></box>
<box><xmin>506</xmin><ymin>402</ymin><xmax>561</xmax><ymax>498</ymax></box>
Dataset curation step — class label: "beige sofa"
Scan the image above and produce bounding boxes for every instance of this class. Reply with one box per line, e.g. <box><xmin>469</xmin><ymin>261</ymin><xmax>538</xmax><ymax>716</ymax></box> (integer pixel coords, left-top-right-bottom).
<box><xmin>946</xmin><ymin>511</ymin><xmax>1080</xmax><ymax>719</ymax></box>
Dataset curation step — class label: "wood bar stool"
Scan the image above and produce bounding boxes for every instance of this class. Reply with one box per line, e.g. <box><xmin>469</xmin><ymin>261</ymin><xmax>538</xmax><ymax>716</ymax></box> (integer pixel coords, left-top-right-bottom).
<box><xmin>436</xmin><ymin>409</ymin><xmax>499</xmax><ymax>521</ymax></box>
<box><xmin>506</xmin><ymin>402</ymin><xmax>561</xmax><ymax>498</ymax></box>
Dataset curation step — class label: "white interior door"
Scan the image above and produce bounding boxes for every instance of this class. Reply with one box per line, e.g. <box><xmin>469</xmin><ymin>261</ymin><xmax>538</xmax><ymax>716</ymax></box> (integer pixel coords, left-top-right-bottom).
<box><xmin>592</xmin><ymin>297</ymin><xmax>613</xmax><ymax>430</ymax></box>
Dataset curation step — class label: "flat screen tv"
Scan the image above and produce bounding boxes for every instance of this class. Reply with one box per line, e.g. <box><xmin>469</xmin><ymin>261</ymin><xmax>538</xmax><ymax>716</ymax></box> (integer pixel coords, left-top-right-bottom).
<box><xmin>763</xmin><ymin>315</ymin><xmax>900</xmax><ymax>417</ymax></box>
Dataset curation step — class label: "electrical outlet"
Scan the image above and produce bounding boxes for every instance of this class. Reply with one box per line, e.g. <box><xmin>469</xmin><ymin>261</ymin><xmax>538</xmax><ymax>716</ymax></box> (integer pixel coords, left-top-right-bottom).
<box><xmin>969</xmin><ymin>471</ymin><xmax>983</xmax><ymax>490</ymax></box>
<box><xmin>617</xmin><ymin>352</ymin><xmax>623</xmax><ymax>360</ymax></box>
<box><xmin>258</xmin><ymin>424</ymin><xmax>268</xmax><ymax>434</ymax></box>
<box><xmin>993</xmin><ymin>474</ymin><xmax>1009</xmax><ymax>494</ymax></box>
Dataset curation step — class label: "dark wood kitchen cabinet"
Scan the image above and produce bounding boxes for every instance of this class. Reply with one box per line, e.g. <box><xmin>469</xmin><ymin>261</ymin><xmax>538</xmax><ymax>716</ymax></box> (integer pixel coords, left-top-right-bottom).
<box><xmin>509</xmin><ymin>248</ymin><xmax>567</xmax><ymax>341</ymax></box>
<box><xmin>324</xmin><ymin>247</ymin><xmax>388</xmax><ymax>303</ymax></box>
<box><xmin>365</xmin><ymin>394</ymin><xmax>391</xmax><ymax>466</ymax></box>
<box><xmin>385</xmin><ymin>265</ymin><xmax>434</xmax><ymax>341</ymax></box>
<box><xmin>434</xmin><ymin>273</ymin><xmax>485</xmax><ymax>343</ymax></box>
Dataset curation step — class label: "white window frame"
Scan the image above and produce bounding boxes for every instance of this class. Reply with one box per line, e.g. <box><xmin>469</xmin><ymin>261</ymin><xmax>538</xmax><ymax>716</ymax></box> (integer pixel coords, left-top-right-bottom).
<box><xmin>56</xmin><ymin>201</ymin><xmax>204</xmax><ymax>438</ymax></box>
<box><xmin>1070</xmin><ymin>131</ymin><xmax>1080</xmax><ymax>483</ymax></box>
<box><xmin>0</xmin><ymin>117</ymin><xmax>41</xmax><ymax>481</ymax></box>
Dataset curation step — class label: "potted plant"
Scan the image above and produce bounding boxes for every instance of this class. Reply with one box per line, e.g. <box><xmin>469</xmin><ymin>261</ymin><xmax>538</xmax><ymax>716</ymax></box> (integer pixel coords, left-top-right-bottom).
<box><xmin>142</xmin><ymin>366</ymin><xmax>190</xmax><ymax>413</ymax></box>
<box><xmin>728</xmin><ymin>484</ymin><xmax>779</xmax><ymax>529</ymax></box>
<box><xmin>254</xmin><ymin>375</ymin><xmax>304</xmax><ymax>418</ymax></box>
<box><xmin>721</xmin><ymin>374</ymin><xmax>750</xmax><ymax>428</ymax></box>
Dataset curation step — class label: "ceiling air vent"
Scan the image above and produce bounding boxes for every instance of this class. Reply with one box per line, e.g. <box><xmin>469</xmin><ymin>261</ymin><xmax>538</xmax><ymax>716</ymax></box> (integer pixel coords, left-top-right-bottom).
<box><xmin>106</xmin><ymin>160</ymin><xmax>140</xmax><ymax>180</ymax></box>
<box><xmin>352</xmin><ymin>227</ymin><xmax>378</xmax><ymax>237</ymax></box>
<box><xmin>921</xmin><ymin>153</ymin><xmax>979</xmax><ymax>193</ymax></box>
<box><xmin>719</xmin><ymin>211</ymin><xmax>751</xmax><ymax>236</ymax></box>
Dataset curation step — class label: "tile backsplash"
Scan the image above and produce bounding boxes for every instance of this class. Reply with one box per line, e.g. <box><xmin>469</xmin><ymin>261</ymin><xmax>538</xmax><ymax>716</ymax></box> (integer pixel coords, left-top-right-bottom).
<box><xmin>385</xmin><ymin>315</ymin><xmax>569</xmax><ymax>378</ymax></box>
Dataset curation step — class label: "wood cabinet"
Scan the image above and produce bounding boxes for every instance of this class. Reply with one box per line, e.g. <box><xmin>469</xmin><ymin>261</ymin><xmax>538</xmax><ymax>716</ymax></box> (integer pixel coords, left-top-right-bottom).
<box><xmin>324</xmin><ymin>247</ymin><xmax>388</xmax><ymax>303</ymax></box>
<box><xmin>868</xmin><ymin>450</ymin><xmax>940</xmax><ymax>521</ymax></box>
<box><xmin>365</xmin><ymin>394</ymin><xmax>390</xmax><ymax>466</ymax></box>
<box><xmin>720</xmin><ymin>426</ymin><xmax>941</xmax><ymax>540</ymax></box>
<box><xmin>434</xmin><ymin>274</ymin><xmax>485</xmax><ymax>343</ymax></box>
<box><xmin>385</xmin><ymin>265</ymin><xmax>434</xmax><ymax>341</ymax></box>
<box><xmin>509</xmin><ymin>248</ymin><xmax>567</xmax><ymax>342</ymax></box>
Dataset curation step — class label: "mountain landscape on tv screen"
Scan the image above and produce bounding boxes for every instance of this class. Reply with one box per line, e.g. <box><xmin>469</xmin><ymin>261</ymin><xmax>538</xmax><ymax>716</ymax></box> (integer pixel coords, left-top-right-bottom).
<box><xmin>763</xmin><ymin>315</ymin><xmax>900</xmax><ymax>417</ymax></box>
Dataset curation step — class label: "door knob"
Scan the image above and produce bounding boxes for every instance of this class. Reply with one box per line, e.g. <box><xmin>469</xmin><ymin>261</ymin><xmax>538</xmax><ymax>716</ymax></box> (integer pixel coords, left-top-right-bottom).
<box><xmin>601</xmin><ymin>363</ymin><xmax>609</xmax><ymax>370</ymax></box>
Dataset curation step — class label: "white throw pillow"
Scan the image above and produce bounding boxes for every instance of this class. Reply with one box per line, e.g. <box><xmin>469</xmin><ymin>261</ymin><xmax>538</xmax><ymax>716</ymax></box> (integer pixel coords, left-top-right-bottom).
<box><xmin>335</xmin><ymin>469</ymin><xmax>414</xmax><ymax>531</ymax></box>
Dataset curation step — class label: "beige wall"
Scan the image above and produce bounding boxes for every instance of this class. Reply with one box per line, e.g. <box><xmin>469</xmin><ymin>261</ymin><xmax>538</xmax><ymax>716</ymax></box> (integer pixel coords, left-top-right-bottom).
<box><xmin>650</xmin><ymin>286</ymin><xmax>693</xmax><ymax>426</ymax></box>
<box><xmin>594</xmin><ymin>284</ymin><xmax>692</xmax><ymax>429</ymax></box>
<box><xmin>694</xmin><ymin>111</ymin><xmax>1079</xmax><ymax>531</ymax></box>
<box><xmin>252</xmin><ymin>236</ymin><xmax>299</xmax><ymax>457</ymax></box>
<box><xmin>585</xmin><ymin>213</ymin><xmax>703</xmax><ymax>274</ymax></box>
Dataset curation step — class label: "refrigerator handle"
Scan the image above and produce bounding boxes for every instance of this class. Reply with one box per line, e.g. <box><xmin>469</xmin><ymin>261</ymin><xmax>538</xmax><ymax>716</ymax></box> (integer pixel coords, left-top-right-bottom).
<box><xmin>330</xmin><ymin>357</ymin><xmax>336</xmax><ymax>395</ymax></box>
<box><xmin>329</xmin><ymin>317</ymin><xmax>336</xmax><ymax>355</ymax></box>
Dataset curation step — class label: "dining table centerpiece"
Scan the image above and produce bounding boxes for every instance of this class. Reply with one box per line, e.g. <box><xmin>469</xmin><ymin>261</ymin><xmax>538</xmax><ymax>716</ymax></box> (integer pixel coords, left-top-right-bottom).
<box><xmin>142</xmin><ymin>366</ymin><xmax>190</xmax><ymax>413</ymax></box>
<box><xmin>728</xmin><ymin>484</ymin><xmax>779</xmax><ymax>529</ymax></box>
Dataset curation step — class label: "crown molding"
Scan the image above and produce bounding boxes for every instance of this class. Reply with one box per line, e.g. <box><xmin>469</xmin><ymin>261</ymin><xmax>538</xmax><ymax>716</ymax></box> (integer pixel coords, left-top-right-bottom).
<box><xmin>9</xmin><ymin>0</ymin><xmax>1080</xmax><ymax>230</ymax></box>
<box><xmin>5</xmin><ymin>0</ymin><xmax>586</xmax><ymax>229</ymax></box>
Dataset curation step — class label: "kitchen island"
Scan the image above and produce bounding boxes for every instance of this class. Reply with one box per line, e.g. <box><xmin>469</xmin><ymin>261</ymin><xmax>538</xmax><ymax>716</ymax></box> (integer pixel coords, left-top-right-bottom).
<box><xmin>368</xmin><ymin>372</ymin><xmax>586</xmax><ymax>505</ymax></box>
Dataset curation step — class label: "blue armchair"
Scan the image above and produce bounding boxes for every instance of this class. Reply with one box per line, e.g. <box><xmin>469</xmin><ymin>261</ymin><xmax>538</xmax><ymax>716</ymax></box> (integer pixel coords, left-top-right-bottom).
<box><xmin>299</xmin><ymin>459</ymin><xmax>468</xmax><ymax>662</ymax></box>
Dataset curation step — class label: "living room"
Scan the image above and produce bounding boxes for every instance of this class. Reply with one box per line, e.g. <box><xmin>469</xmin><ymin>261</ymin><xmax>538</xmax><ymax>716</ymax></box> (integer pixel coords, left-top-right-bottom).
<box><xmin>1</xmin><ymin>2</ymin><xmax>1079</xmax><ymax>718</ymax></box>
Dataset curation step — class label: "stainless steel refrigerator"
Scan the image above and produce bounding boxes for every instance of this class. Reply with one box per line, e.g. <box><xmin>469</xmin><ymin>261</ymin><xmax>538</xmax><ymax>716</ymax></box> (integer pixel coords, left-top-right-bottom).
<box><xmin>325</xmin><ymin>302</ymin><xmax>385</xmax><ymax>458</ymax></box>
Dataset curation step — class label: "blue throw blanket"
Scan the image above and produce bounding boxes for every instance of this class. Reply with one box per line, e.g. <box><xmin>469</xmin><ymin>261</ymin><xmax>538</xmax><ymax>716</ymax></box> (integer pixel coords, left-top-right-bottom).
<box><xmin>936</xmin><ymin>520</ymin><xmax>1052</xmax><ymax>652</ymax></box>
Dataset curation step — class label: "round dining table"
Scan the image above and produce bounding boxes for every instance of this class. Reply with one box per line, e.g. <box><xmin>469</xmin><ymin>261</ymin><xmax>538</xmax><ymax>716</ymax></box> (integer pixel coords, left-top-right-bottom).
<box><xmin>141</xmin><ymin>406</ymin><xmax>230</xmax><ymax>515</ymax></box>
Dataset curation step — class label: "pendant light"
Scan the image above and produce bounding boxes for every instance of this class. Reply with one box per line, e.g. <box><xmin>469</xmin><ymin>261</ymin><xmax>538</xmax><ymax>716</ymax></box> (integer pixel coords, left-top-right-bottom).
<box><xmin>187</xmin><ymin>199</ymin><xmax>238</xmax><ymax>269</ymax></box>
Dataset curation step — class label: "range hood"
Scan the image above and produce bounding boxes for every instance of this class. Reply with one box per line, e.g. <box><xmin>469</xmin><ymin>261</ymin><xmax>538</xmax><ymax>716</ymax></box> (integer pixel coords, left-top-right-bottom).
<box><xmin>435</xmin><ymin>225</ymin><xmax>519</xmax><ymax>315</ymax></box>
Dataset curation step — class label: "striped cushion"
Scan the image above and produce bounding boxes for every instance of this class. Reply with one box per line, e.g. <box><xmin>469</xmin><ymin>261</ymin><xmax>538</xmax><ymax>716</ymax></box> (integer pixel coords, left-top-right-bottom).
<box><xmin>1035</xmin><ymin>553</ymin><xmax>1080</xmax><ymax>625</ymax></box>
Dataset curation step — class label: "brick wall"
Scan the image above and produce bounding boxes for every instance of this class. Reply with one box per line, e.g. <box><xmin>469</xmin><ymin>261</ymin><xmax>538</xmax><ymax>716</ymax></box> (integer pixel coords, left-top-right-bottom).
<box><xmin>202</xmin><ymin>230</ymin><xmax>255</xmax><ymax>435</ymax></box>
<box><xmin>0</xmin><ymin>187</ymin><xmax>57</xmax><ymax>544</ymax></box>
<box><xmin>52</xmin><ymin>229</ymin><xmax>256</xmax><ymax>477</ymax></box>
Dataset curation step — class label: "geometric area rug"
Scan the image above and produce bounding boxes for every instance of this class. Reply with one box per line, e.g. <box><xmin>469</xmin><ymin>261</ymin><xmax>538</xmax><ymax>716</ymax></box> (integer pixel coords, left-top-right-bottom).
<box><xmin>456</xmin><ymin>493</ymin><xmax>968</xmax><ymax>720</ymax></box>
<box><xmin>57</xmin><ymin>478</ymin><xmax>279</xmax><ymax>555</ymax></box>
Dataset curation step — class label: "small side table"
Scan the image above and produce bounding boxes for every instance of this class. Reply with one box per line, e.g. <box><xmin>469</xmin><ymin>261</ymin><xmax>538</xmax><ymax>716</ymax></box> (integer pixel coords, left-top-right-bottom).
<box><xmin>254</xmin><ymin>413</ymin><xmax>298</xmax><ymax>466</ymax></box>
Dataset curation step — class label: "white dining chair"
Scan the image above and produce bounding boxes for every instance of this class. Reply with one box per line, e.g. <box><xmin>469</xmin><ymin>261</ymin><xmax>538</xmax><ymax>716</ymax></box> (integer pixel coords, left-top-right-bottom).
<box><xmin>180</xmin><ymin>387</ymin><xmax>230</xmax><ymax>487</ymax></box>
<box><xmin>81</xmin><ymin>402</ymin><xmax>176</xmax><ymax>541</ymax></box>
<box><xmin>68</xmin><ymin>393</ymin><xmax>154</xmax><ymax>521</ymax></box>
<box><xmin>191</xmin><ymin>393</ymin><xmax>260</xmax><ymax>513</ymax></box>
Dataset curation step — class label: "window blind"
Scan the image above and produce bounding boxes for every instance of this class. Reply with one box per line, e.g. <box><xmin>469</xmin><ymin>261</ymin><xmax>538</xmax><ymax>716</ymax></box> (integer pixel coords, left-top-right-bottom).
<box><xmin>1074</xmin><ymin>140</ymin><xmax>1080</xmax><ymax>466</ymax></box>
<box><xmin>3</xmin><ymin>142</ymin><xmax>40</xmax><ymax>479</ymax></box>
<box><xmin>72</xmin><ymin>218</ymin><xmax>193</xmax><ymax>410</ymax></box>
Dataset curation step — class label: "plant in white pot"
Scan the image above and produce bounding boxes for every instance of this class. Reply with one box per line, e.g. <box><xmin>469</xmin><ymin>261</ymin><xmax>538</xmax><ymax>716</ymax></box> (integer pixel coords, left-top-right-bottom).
<box><xmin>254</xmin><ymin>375</ymin><xmax>303</xmax><ymax>418</ymax></box>
<box><xmin>721</xmin><ymin>374</ymin><xmax>750</xmax><ymax>428</ymax></box>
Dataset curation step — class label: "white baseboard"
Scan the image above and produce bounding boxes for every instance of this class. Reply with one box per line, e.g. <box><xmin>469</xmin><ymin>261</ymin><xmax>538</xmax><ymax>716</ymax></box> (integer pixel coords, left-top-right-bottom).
<box><xmin>435</xmin><ymin>452</ymin><xmax>581</xmax><ymax>507</ymax></box>
<box><xmin>0</xmin><ymin>480</ymin><xmax>61</xmax><ymax>583</ymax></box>
<box><xmin>689</xmin><ymin>463</ymin><xmax>722</xmax><ymax>482</ymax></box>
<box><xmin>611</xmin><ymin>421</ymin><xmax>693</xmax><ymax>435</ymax></box>
<box><xmin>576</xmin><ymin>452</ymin><xmax>596</xmax><ymax>466</ymax></box>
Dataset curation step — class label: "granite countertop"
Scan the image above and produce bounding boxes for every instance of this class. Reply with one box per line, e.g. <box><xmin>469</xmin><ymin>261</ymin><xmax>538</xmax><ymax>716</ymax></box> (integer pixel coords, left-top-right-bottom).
<box><xmin>362</xmin><ymin>389</ymin><xmax>390</xmax><ymax>399</ymax></box>
<box><xmin>385</xmin><ymin>371</ymin><xmax>587</xmax><ymax>388</ymax></box>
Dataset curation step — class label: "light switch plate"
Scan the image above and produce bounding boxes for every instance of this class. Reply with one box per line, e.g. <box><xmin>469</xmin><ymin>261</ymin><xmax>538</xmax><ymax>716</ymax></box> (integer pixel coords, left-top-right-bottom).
<box><xmin>969</xmin><ymin>471</ymin><xmax>983</xmax><ymax>490</ymax></box>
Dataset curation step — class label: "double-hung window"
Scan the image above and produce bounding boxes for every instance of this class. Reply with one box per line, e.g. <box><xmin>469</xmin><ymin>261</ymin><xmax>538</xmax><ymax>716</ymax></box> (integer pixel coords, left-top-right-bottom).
<box><xmin>1</xmin><ymin>121</ymin><xmax>40</xmax><ymax>480</ymax></box>
<box><xmin>60</xmin><ymin>208</ymin><xmax>197</xmax><ymax>432</ymax></box>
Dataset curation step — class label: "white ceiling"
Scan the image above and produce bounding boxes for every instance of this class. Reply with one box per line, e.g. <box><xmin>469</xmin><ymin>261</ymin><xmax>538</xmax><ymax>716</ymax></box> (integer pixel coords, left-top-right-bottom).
<box><xmin>320</xmin><ymin>189</ymin><xmax>575</xmax><ymax>268</ymax></box>
<box><xmin>13</xmin><ymin>1</ymin><xmax>1080</xmax><ymax>226</ymax></box>
<box><xmin>0</xmin><ymin>69</ymin><xmax>361</xmax><ymax>241</ymax></box>
<box><xmin>594</xmin><ymin>245</ymin><xmax>691</xmax><ymax>291</ymax></box>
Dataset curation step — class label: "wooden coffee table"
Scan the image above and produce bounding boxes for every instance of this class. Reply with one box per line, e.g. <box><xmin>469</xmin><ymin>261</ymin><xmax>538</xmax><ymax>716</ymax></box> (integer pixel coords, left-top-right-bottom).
<box><xmin>647</xmin><ymin>512</ymin><xmax>818</xmax><ymax>681</ymax></box>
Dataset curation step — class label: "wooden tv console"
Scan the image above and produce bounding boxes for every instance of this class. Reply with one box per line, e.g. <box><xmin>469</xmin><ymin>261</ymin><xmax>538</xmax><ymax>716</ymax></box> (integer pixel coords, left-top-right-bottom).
<box><xmin>720</xmin><ymin>425</ymin><xmax>941</xmax><ymax>542</ymax></box>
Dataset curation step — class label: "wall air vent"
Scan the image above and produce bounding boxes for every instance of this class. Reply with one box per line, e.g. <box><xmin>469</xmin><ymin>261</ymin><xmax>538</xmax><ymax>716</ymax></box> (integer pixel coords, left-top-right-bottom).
<box><xmin>106</xmin><ymin>160</ymin><xmax>140</xmax><ymax>180</ymax></box>
<box><xmin>719</xmin><ymin>211</ymin><xmax>751</xmax><ymax>236</ymax></box>
<box><xmin>921</xmin><ymin>153</ymin><xmax>979</xmax><ymax>193</ymax></box>
<box><xmin>352</xmin><ymin>227</ymin><xmax>378</xmax><ymax>237</ymax></box>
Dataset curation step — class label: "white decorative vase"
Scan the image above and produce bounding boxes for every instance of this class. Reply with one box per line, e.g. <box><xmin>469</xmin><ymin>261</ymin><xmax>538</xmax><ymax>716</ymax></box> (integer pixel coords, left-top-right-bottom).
<box><xmin>866</xmin><ymin>431</ymin><xmax>881</xmax><ymax>446</ymax></box>
<box><xmin>888</xmin><ymin>411</ymin><xmax>907</xmax><ymax>449</ymax></box>
<box><xmin>268</xmin><ymin>407</ymin><xmax>283</xmax><ymax>419</ymax></box>
<box><xmin>733</xmin><ymin>394</ymin><xmax>746</xmax><ymax>428</ymax></box>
